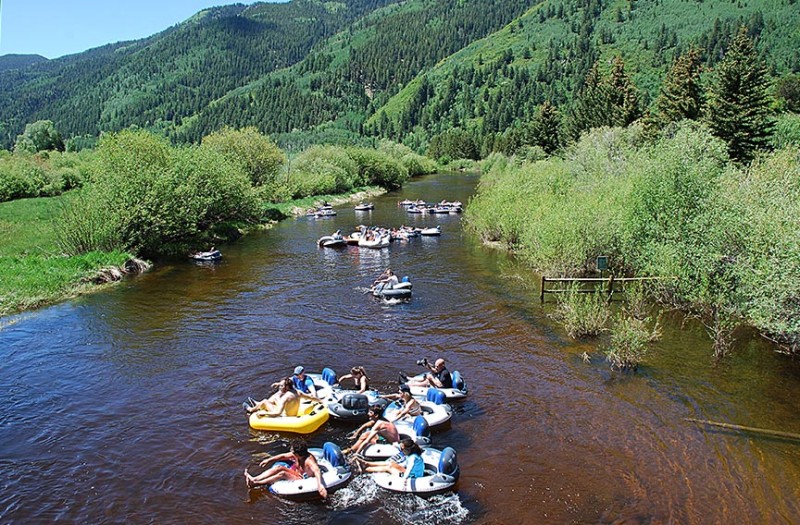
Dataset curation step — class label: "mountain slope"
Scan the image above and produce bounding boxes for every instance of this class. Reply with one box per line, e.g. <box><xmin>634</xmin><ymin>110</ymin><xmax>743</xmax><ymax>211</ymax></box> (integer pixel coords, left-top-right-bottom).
<box><xmin>0</xmin><ymin>54</ymin><xmax>49</xmax><ymax>73</ymax></box>
<box><xmin>368</xmin><ymin>0</ymin><xmax>800</xmax><ymax>142</ymax></box>
<box><xmin>175</xmin><ymin>0</ymin><xmax>542</xmax><ymax>143</ymax></box>
<box><xmin>0</xmin><ymin>0</ymin><xmax>397</xmax><ymax>148</ymax></box>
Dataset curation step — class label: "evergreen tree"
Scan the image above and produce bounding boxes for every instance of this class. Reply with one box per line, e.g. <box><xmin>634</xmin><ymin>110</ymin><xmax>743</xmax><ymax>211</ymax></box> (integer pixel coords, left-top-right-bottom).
<box><xmin>704</xmin><ymin>26</ymin><xmax>774</xmax><ymax>163</ymax></box>
<box><xmin>568</xmin><ymin>57</ymin><xmax>641</xmax><ymax>138</ymax></box>
<box><xmin>652</xmin><ymin>48</ymin><xmax>705</xmax><ymax>126</ymax></box>
<box><xmin>606</xmin><ymin>56</ymin><xmax>642</xmax><ymax>127</ymax></box>
<box><xmin>531</xmin><ymin>101</ymin><xmax>562</xmax><ymax>154</ymax></box>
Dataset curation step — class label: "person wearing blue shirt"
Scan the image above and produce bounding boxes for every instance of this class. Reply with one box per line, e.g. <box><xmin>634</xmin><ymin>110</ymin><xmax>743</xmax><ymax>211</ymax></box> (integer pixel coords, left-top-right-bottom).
<box><xmin>290</xmin><ymin>366</ymin><xmax>318</xmax><ymax>398</ymax></box>
<box><xmin>355</xmin><ymin>438</ymin><xmax>424</xmax><ymax>479</ymax></box>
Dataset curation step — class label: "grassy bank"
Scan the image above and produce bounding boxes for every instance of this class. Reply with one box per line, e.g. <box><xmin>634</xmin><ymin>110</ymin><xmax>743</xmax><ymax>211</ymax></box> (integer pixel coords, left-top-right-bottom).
<box><xmin>0</xmin><ymin>195</ymin><xmax>134</xmax><ymax>316</ymax></box>
<box><xmin>465</xmin><ymin>123</ymin><xmax>800</xmax><ymax>354</ymax></box>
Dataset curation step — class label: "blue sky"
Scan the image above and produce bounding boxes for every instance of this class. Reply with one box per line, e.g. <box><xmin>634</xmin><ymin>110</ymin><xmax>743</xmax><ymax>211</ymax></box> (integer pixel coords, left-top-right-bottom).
<box><xmin>0</xmin><ymin>1</ymin><xmax>281</xmax><ymax>59</ymax></box>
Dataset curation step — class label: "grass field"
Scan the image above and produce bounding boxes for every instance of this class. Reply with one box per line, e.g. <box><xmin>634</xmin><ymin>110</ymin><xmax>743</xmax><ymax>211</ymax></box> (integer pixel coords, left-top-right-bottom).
<box><xmin>0</xmin><ymin>194</ymin><xmax>132</xmax><ymax>316</ymax></box>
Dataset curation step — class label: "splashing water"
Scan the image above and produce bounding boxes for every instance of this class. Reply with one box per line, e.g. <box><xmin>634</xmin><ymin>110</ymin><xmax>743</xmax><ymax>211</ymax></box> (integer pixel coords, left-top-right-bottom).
<box><xmin>329</xmin><ymin>475</ymin><xmax>380</xmax><ymax>509</ymax></box>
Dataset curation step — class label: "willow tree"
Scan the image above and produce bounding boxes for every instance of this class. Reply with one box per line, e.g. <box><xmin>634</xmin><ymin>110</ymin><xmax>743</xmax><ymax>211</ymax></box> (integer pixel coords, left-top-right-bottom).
<box><xmin>704</xmin><ymin>26</ymin><xmax>774</xmax><ymax>163</ymax></box>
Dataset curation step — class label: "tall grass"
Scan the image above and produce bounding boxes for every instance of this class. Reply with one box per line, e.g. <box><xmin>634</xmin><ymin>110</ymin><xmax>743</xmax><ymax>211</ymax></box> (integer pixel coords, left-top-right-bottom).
<box><xmin>466</xmin><ymin>122</ymin><xmax>800</xmax><ymax>352</ymax></box>
<box><xmin>0</xmin><ymin>194</ymin><xmax>133</xmax><ymax>316</ymax></box>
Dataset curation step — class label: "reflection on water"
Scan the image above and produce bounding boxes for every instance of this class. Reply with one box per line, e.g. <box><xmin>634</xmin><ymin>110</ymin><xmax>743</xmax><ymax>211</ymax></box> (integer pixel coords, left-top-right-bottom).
<box><xmin>2</xmin><ymin>173</ymin><xmax>800</xmax><ymax>524</ymax></box>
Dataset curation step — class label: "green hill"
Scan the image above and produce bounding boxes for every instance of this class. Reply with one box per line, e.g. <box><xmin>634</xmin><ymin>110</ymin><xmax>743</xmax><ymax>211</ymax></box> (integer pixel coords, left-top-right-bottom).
<box><xmin>1</xmin><ymin>0</ymin><xmax>798</xmax><ymax>151</ymax></box>
<box><xmin>0</xmin><ymin>0</ymin><xmax>396</xmax><ymax>149</ymax></box>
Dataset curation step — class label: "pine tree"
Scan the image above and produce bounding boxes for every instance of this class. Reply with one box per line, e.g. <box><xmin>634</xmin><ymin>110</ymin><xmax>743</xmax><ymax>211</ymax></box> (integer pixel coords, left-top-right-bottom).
<box><xmin>606</xmin><ymin>56</ymin><xmax>642</xmax><ymax>127</ymax></box>
<box><xmin>568</xmin><ymin>57</ymin><xmax>641</xmax><ymax>138</ymax></box>
<box><xmin>652</xmin><ymin>47</ymin><xmax>705</xmax><ymax>125</ymax></box>
<box><xmin>704</xmin><ymin>26</ymin><xmax>774</xmax><ymax>163</ymax></box>
<box><xmin>531</xmin><ymin>101</ymin><xmax>562</xmax><ymax>154</ymax></box>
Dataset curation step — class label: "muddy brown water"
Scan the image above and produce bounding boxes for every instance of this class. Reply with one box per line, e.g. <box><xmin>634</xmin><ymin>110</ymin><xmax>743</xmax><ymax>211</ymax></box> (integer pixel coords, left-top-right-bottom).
<box><xmin>3</xmin><ymin>173</ymin><xmax>800</xmax><ymax>524</ymax></box>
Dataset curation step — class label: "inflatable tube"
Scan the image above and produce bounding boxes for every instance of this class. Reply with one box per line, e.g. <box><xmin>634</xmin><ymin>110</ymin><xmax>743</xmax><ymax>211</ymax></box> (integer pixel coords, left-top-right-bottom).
<box><xmin>370</xmin><ymin>447</ymin><xmax>459</xmax><ymax>495</ymax></box>
<box><xmin>419</xmin><ymin>226</ymin><xmax>441</xmax><ymax>236</ymax></box>
<box><xmin>248</xmin><ymin>399</ymin><xmax>330</xmax><ymax>434</ymax></box>
<box><xmin>382</xmin><ymin>390</ymin><xmax>452</xmax><ymax>428</ymax></box>
<box><xmin>189</xmin><ymin>249</ymin><xmax>221</xmax><ymax>261</ymax></box>
<box><xmin>361</xmin><ymin>415</ymin><xmax>431</xmax><ymax>460</ymax></box>
<box><xmin>404</xmin><ymin>370</ymin><xmax>468</xmax><ymax>400</ymax></box>
<box><xmin>326</xmin><ymin>392</ymin><xmax>387</xmax><ymax>422</ymax></box>
<box><xmin>304</xmin><ymin>368</ymin><xmax>337</xmax><ymax>400</ymax></box>
<box><xmin>267</xmin><ymin>442</ymin><xmax>351</xmax><ymax>499</ymax></box>
<box><xmin>372</xmin><ymin>282</ymin><xmax>412</xmax><ymax>299</ymax></box>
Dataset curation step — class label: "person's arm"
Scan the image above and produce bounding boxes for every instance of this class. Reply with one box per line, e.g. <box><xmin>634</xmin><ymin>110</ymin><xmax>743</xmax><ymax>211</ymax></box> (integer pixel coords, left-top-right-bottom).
<box><xmin>338</xmin><ymin>374</ymin><xmax>353</xmax><ymax>385</ymax></box>
<box><xmin>298</xmin><ymin>391</ymin><xmax>319</xmax><ymax>402</ymax></box>
<box><xmin>348</xmin><ymin>420</ymin><xmax>374</xmax><ymax>440</ymax></box>
<box><xmin>259</xmin><ymin>451</ymin><xmax>291</xmax><ymax>468</ymax></box>
<box><xmin>307</xmin><ymin>457</ymin><xmax>327</xmax><ymax>498</ymax></box>
<box><xmin>428</xmin><ymin>373</ymin><xmax>444</xmax><ymax>388</ymax></box>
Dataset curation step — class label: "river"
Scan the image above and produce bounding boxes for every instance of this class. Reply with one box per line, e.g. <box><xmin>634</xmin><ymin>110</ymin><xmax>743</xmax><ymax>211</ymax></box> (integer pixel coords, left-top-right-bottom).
<box><xmin>2</xmin><ymin>172</ymin><xmax>800</xmax><ymax>524</ymax></box>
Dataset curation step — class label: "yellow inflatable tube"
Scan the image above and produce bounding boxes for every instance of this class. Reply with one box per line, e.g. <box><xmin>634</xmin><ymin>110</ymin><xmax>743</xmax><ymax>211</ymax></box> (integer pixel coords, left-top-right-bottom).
<box><xmin>248</xmin><ymin>399</ymin><xmax>330</xmax><ymax>434</ymax></box>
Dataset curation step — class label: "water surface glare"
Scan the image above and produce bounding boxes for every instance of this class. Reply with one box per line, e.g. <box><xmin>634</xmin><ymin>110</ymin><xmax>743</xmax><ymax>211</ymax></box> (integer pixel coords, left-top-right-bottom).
<box><xmin>3</xmin><ymin>173</ymin><xmax>800</xmax><ymax>524</ymax></box>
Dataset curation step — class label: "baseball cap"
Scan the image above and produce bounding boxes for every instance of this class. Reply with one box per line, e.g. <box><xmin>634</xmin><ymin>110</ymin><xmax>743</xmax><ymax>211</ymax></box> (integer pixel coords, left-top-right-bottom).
<box><xmin>294</xmin><ymin>365</ymin><xmax>304</xmax><ymax>375</ymax></box>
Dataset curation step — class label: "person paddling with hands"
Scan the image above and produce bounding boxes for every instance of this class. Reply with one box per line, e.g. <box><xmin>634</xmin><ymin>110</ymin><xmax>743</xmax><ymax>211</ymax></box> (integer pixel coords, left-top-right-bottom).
<box><xmin>337</xmin><ymin>366</ymin><xmax>370</xmax><ymax>393</ymax></box>
<box><xmin>244</xmin><ymin>439</ymin><xmax>327</xmax><ymax>498</ymax></box>
<box><xmin>343</xmin><ymin>404</ymin><xmax>400</xmax><ymax>456</ymax></box>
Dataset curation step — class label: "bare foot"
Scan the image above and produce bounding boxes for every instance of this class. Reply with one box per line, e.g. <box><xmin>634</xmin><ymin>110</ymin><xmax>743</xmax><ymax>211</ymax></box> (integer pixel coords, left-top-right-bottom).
<box><xmin>244</xmin><ymin>469</ymin><xmax>254</xmax><ymax>487</ymax></box>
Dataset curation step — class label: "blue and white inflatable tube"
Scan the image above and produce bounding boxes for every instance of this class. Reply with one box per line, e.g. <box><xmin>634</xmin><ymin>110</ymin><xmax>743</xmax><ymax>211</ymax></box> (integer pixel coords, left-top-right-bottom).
<box><xmin>326</xmin><ymin>391</ymin><xmax>386</xmax><ymax>422</ymax></box>
<box><xmin>382</xmin><ymin>389</ymin><xmax>452</xmax><ymax>428</ymax></box>
<box><xmin>370</xmin><ymin>446</ymin><xmax>459</xmax><ymax>495</ymax></box>
<box><xmin>404</xmin><ymin>370</ymin><xmax>468</xmax><ymax>400</ymax></box>
<box><xmin>361</xmin><ymin>416</ymin><xmax>431</xmax><ymax>460</ymax></box>
<box><xmin>267</xmin><ymin>442</ymin><xmax>351</xmax><ymax>500</ymax></box>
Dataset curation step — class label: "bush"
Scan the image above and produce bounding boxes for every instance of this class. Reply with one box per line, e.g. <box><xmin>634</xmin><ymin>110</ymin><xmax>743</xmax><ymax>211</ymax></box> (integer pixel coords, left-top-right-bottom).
<box><xmin>58</xmin><ymin>129</ymin><xmax>259</xmax><ymax>257</ymax></box>
<box><xmin>551</xmin><ymin>286</ymin><xmax>611</xmax><ymax>339</ymax></box>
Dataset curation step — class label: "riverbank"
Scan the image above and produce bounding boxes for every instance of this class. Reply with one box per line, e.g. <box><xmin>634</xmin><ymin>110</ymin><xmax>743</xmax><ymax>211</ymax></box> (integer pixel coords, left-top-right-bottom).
<box><xmin>464</xmin><ymin>125</ymin><xmax>800</xmax><ymax>355</ymax></box>
<box><xmin>0</xmin><ymin>186</ymin><xmax>388</xmax><ymax>318</ymax></box>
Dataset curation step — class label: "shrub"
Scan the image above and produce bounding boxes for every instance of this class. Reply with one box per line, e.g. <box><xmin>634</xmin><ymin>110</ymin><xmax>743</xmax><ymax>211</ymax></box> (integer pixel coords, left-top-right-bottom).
<box><xmin>551</xmin><ymin>286</ymin><xmax>611</xmax><ymax>338</ymax></box>
<box><xmin>58</xmin><ymin>129</ymin><xmax>259</xmax><ymax>257</ymax></box>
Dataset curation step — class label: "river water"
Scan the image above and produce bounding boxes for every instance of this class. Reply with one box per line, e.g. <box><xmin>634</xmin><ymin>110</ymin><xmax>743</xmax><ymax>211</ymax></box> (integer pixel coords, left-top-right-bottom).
<box><xmin>2</xmin><ymin>173</ymin><xmax>800</xmax><ymax>524</ymax></box>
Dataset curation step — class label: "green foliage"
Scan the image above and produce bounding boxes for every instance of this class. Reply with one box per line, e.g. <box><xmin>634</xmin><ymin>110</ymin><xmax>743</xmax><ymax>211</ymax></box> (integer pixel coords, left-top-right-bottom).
<box><xmin>0</xmin><ymin>194</ymin><xmax>133</xmax><ymax>316</ymax></box>
<box><xmin>606</xmin><ymin>315</ymin><xmax>657</xmax><ymax>370</ymax></box>
<box><xmin>775</xmin><ymin>74</ymin><xmax>800</xmax><ymax>113</ymax></box>
<box><xmin>716</xmin><ymin>146</ymin><xmax>800</xmax><ymax>352</ymax></box>
<box><xmin>704</xmin><ymin>26</ymin><xmax>775</xmax><ymax>163</ymax></box>
<box><xmin>427</xmin><ymin>128</ymin><xmax>479</xmax><ymax>162</ymax></box>
<box><xmin>651</xmin><ymin>47</ymin><xmax>705</xmax><ymax>126</ymax></box>
<box><xmin>0</xmin><ymin>251</ymin><xmax>132</xmax><ymax>316</ymax></box>
<box><xmin>771</xmin><ymin>112</ymin><xmax>800</xmax><ymax>149</ymax></box>
<box><xmin>605</xmin><ymin>282</ymin><xmax>661</xmax><ymax>370</ymax></box>
<box><xmin>58</xmin><ymin>129</ymin><xmax>259</xmax><ymax>257</ymax></box>
<box><xmin>568</xmin><ymin>58</ymin><xmax>642</xmax><ymax>139</ymax></box>
<box><xmin>13</xmin><ymin>120</ymin><xmax>65</xmax><ymax>154</ymax></box>
<box><xmin>201</xmin><ymin>126</ymin><xmax>286</xmax><ymax>187</ymax></box>
<box><xmin>0</xmin><ymin>151</ymin><xmax>90</xmax><ymax>202</ymax></box>
<box><xmin>345</xmin><ymin>147</ymin><xmax>409</xmax><ymax>190</ymax></box>
<box><xmin>551</xmin><ymin>286</ymin><xmax>611</xmax><ymax>339</ymax></box>
<box><xmin>467</xmin><ymin>118</ymin><xmax>800</xmax><ymax>350</ymax></box>
<box><xmin>288</xmin><ymin>145</ymin><xmax>359</xmax><ymax>198</ymax></box>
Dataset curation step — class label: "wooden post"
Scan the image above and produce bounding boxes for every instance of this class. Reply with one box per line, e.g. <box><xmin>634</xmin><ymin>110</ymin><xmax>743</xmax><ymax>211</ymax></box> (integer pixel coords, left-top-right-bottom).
<box><xmin>540</xmin><ymin>276</ymin><xmax>546</xmax><ymax>302</ymax></box>
<box><xmin>607</xmin><ymin>274</ymin><xmax>615</xmax><ymax>301</ymax></box>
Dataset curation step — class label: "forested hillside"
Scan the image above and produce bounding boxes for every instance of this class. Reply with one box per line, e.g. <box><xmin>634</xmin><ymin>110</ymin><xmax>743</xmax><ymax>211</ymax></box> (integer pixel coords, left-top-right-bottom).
<box><xmin>368</xmin><ymin>0</ymin><xmax>800</xmax><ymax>150</ymax></box>
<box><xmin>1</xmin><ymin>0</ymin><xmax>799</xmax><ymax>152</ymax></box>
<box><xmin>0</xmin><ymin>54</ymin><xmax>48</xmax><ymax>73</ymax></box>
<box><xmin>175</xmin><ymin>0</ymin><xmax>540</xmax><ymax>143</ymax></box>
<box><xmin>0</xmin><ymin>0</ymin><xmax>396</xmax><ymax>149</ymax></box>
